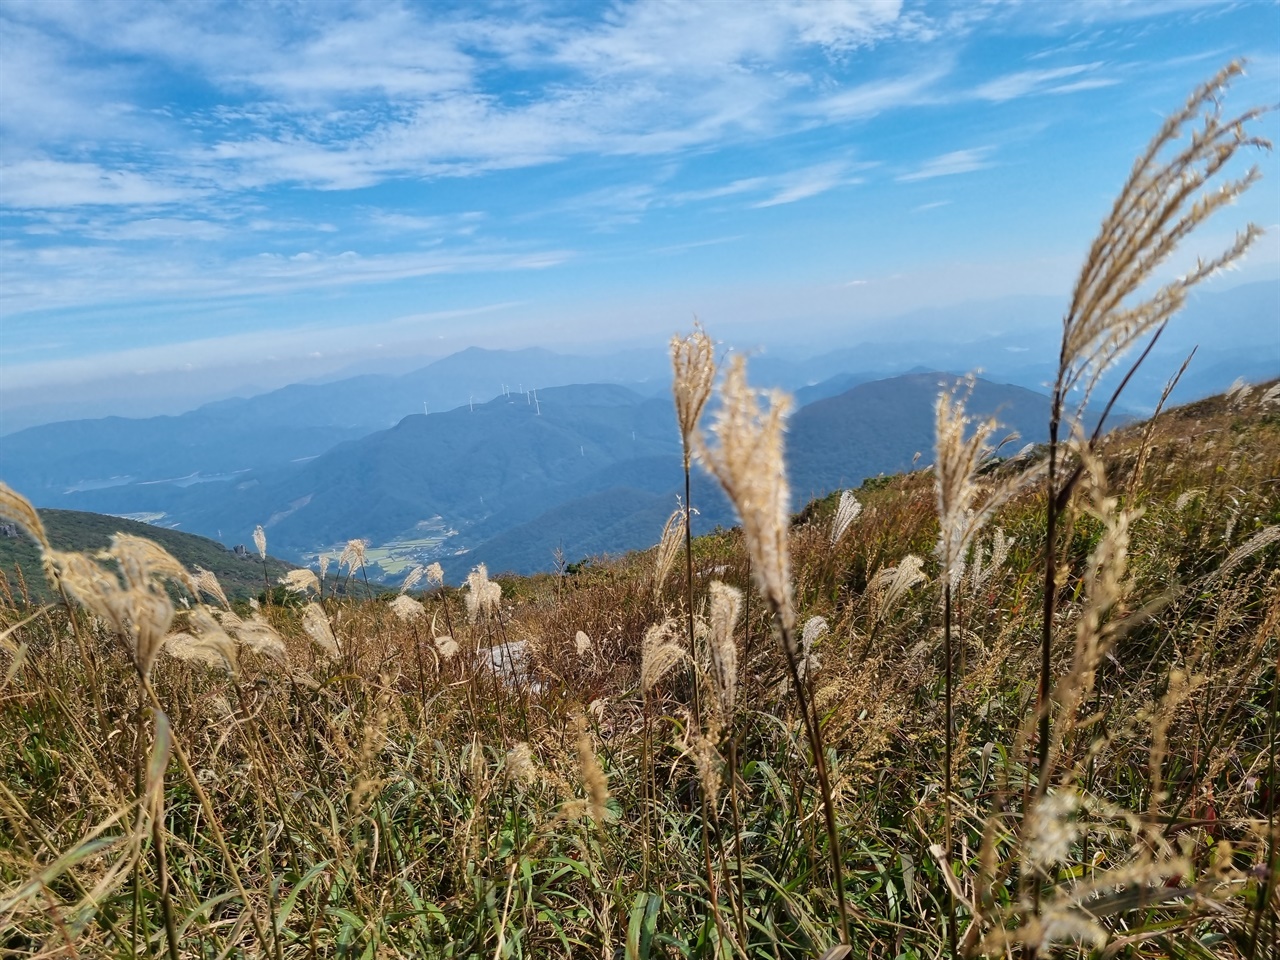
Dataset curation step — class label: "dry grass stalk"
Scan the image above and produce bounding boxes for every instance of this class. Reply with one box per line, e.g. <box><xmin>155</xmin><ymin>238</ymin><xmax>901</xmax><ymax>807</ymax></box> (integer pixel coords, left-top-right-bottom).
<box><xmin>1038</xmin><ymin>61</ymin><xmax>1270</xmax><ymax>781</ymax></box>
<box><xmin>576</xmin><ymin>716</ymin><xmax>610</xmax><ymax>827</ymax></box>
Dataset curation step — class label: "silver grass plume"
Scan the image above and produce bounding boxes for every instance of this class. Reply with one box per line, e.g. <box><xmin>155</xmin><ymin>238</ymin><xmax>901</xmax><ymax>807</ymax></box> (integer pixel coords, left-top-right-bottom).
<box><xmin>799</xmin><ymin>616</ymin><xmax>828</xmax><ymax>681</ymax></box>
<box><xmin>318</xmin><ymin>554</ymin><xmax>331</xmax><ymax>581</ymax></box>
<box><xmin>1057</xmin><ymin>61</ymin><xmax>1268</xmax><ymax>422</ymax></box>
<box><xmin>52</xmin><ymin>537</ymin><xmax>191</xmax><ymax>681</ymax></box>
<box><xmin>165</xmin><ymin>606</ymin><xmax>238</xmax><ymax>674</ymax></box>
<box><xmin>425</xmin><ymin>562</ymin><xmax>445</xmax><ymax>587</ymax></box>
<box><xmin>389</xmin><ymin>594</ymin><xmax>426</xmax><ymax>621</ymax></box>
<box><xmin>641</xmin><ymin>618</ymin><xmax>686</xmax><ymax>696</ymax></box>
<box><xmin>465</xmin><ymin>563</ymin><xmax>501</xmax><ymax>623</ymax></box>
<box><xmin>706</xmin><ymin>581</ymin><xmax>742</xmax><ymax>715</ymax></box>
<box><xmin>934</xmin><ymin>380</ymin><xmax>1043</xmax><ymax>588</ymax></box>
<box><xmin>670</xmin><ymin>322</ymin><xmax>716</xmax><ymax>466</ymax></box>
<box><xmin>870</xmin><ymin>554</ymin><xmax>927</xmax><ymax>619</ymax></box>
<box><xmin>338</xmin><ymin>539</ymin><xmax>368</xmax><ymax>574</ymax></box>
<box><xmin>217</xmin><ymin>610</ymin><xmax>287</xmax><ymax>662</ymax></box>
<box><xmin>575</xmin><ymin>630</ymin><xmax>592</xmax><ymax>658</ymax></box>
<box><xmin>301</xmin><ymin>603</ymin><xmax>338</xmax><ymax>657</ymax></box>
<box><xmin>698</xmin><ymin>354</ymin><xmax>796</xmax><ymax>633</ymax></box>
<box><xmin>576</xmin><ymin>715</ymin><xmax>611</xmax><ymax>827</ymax></box>
<box><xmin>252</xmin><ymin>525</ymin><xmax>267</xmax><ymax>561</ymax></box>
<box><xmin>968</xmin><ymin>528</ymin><xmax>1012</xmax><ymax>596</ymax></box>
<box><xmin>279</xmin><ymin>568</ymin><xmax>320</xmax><ymax>596</ymax></box>
<box><xmin>651</xmin><ymin>505</ymin><xmax>684</xmax><ymax>598</ymax></box>
<box><xmin>830</xmin><ymin>489</ymin><xmax>862</xmax><ymax>544</ymax></box>
<box><xmin>192</xmin><ymin>566</ymin><xmax>230</xmax><ymax>609</ymax></box>
<box><xmin>400</xmin><ymin>565</ymin><xmax>428</xmax><ymax>594</ymax></box>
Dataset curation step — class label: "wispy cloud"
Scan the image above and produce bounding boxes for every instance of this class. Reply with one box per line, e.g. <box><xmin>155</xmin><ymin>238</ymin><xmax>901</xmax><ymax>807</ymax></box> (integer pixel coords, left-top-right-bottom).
<box><xmin>972</xmin><ymin>63</ymin><xmax>1112</xmax><ymax>102</ymax></box>
<box><xmin>753</xmin><ymin>161</ymin><xmax>859</xmax><ymax>207</ymax></box>
<box><xmin>897</xmin><ymin>147</ymin><xmax>995</xmax><ymax>182</ymax></box>
<box><xmin>0</xmin><ymin>159</ymin><xmax>200</xmax><ymax>208</ymax></box>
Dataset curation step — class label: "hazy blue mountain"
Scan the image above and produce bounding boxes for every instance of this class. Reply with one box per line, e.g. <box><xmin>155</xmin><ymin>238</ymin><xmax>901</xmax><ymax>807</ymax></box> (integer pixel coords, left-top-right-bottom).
<box><xmin>786</xmin><ymin>373</ymin><xmax>1056</xmax><ymax>509</ymax></box>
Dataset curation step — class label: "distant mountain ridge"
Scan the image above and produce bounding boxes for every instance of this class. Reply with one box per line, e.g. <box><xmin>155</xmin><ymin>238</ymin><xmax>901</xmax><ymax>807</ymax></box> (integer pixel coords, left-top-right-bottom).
<box><xmin>0</xmin><ymin>509</ymin><xmax>296</xmax><ymax>603</ymax></box>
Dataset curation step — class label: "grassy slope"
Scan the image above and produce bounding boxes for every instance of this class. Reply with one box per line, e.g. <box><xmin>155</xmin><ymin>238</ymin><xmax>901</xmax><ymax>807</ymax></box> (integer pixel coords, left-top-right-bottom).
<box><xmin>0</xmin><ymin>508</ymin><xmax>295</xmax><ymax>602</ymax></box>
<box><xmin>0</xmin><ymin>384</ymin><xmax>1276</xmax><ymax>958</ymax></box>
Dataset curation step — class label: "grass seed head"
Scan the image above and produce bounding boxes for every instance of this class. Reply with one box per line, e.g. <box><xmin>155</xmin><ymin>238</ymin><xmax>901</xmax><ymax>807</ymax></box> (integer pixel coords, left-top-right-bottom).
<box><xmin>670</xmin><ymin>322</ymin><xmax>716</xmax><ymax>462</ymax></box>
<box><xmin>301</xmin><ymin>603</ymin><xmax>338</xmax><ymax>657</ymax></box>
<box><xmin>707</xmin><ymin>580</ymin><xmax>742</xmax><ymax>715</ymax></box>
<box><xmin>699</xmin><ymin>354</ymin><xmax>795</xmax><ymax>632</ymax></box>
<box><xmin>252</xmin><ymin>524</ymin><xmax>267</xmax><ymax>560</ymax></box>
<box><xmin>830</xmin><ymin>489</ymin><xmax>862</xmax><ymax>545</ymax></box>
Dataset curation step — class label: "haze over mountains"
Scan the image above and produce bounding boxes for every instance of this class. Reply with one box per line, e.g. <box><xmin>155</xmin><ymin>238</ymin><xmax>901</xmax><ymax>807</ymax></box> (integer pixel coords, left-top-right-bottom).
<box><xmin>1</xmin><ymin>280</ymin><xmax>1275</xmax><ymax>580</ymax></box>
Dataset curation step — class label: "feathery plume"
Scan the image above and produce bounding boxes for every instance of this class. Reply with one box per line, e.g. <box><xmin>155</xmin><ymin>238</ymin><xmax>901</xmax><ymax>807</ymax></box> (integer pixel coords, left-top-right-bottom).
<box><xmin>1057</xmin><ymin>61</ymin><xmax>1268</xmax><ymax>421</ymax></box>
<box><xmin>830</xmin><ymin>489</ymin><xmax>862</xmax><ymax>544</ymax></box>
<box><xmin>505</xmin><ymin>742</ymin><xmax>539</xmax><ymax>788</ymax></box>
<box><xmin>0</xmin><ymin>483</ymin><xmax>51</xmax><ymax>555</ymax></box>
<box><xmin>400</xmin><ymin>565</ymin><xmax>427</xmax><ymax>594</ymax></box>
<box><xmin>389</xmin><ymin>594</ymin><xmax>426</xmax><ymax>621</ymax></box>
<box><xmin>799</xmin><ymin>616</ymin><xmax>828</xmax><ymax>681</ymax></box>
<box><xmin>425</xmin><ymin>562</ymin><xmax>445</xmax><ymax>587</ymax></box>
<box><xmin>165</xmin><ymin>606</ymin><xmax>238</xmax><ymax>674</ymax></box>
<box><xmin>279</xmin><ymin>568</ymin><xmax>320</xmax><ymax>596</ymax></box>
<box><xmin>318</xmin><ymin>554</ymin><xmax>331</xmax><ymax>581</ymax></box>
<box><xmin>651</xmin><ymin>505</ymin><xmax>684</xmax><ymax>598</ymax></box>
<box><xmin>301</xmin><ymin>603</ymin><xmax>338</xmax><ymax>657</ymax></box>
<box><xmin>870</xmin><ymin>555</ymin><xmax>927</xmax><ymax>619</ymax></box>
<box><xmin>641</xmin><ymin>619</ymin><xmax>686</xmax><ymax>696</ymax></box>
<box><xmin>219</xmin><ymin>610</ymin><xmax>287</xmax><ymax>662</ymax></box>
<box><xmin>575</xmin><ymin>630</ymin><xmax>592</xmax><ymax>658</ymax></box>
<box><xmin>252</xmin><ymin>525</ymin><xmax>267</xmax><ymax>561</ymax></box>
<box><xmin>464</xmin><ymin>564</ymin><xmax>501</xmax><ymax>623</ymax></box>
<box><xmin>338</xmin><ymin>539</ymin><xmax>368</xmax><ymax>574</ymax></box>
<box><xmin>706</xmin><ymin>581</ymin><xmax>742</xmax><ymax>714</ymax></box>
<box><xmin>934</xmin><ymin>380</ymin><xmax>1042</xmax><ymax>589</ymax></box>
<box><xmin>698</xmin><ymin>355</ymin><xmax>796</xmax><ymax>633</ymax></box>
<box><xmin>434</xmin><ymin>635</ymin><xmax>459</xmax><ymax>659</ymax></box>
<box><xmin>55</xmin><ymin>535</ymin><xmax>198</xmax><ymax>680</ymax></box>
<box><xmin>192</xmin><ymin>566</ymin><xmax>230</xmax><ymax>609</ymax></box>
<box><xmin>576</xmin><ymin>716</ymin><xmax>610</xmax><ymax>827</ymax></box>
<box><xmin>670</xmin><ymin>322</ymin><xmax>716</xmax><ymax>465</ymax></box>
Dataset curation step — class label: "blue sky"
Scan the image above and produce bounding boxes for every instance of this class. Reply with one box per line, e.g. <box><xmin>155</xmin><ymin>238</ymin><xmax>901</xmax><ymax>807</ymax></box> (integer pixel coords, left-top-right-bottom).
<box><xmin>1</xmin><ymin>0</ymin><xmax>1278</xmax><ymax>404</ymax></box>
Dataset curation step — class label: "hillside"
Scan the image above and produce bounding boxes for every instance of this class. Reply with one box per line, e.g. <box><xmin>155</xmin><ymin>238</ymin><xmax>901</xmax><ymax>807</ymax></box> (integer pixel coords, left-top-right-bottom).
<box><xmin>0</xmin><ymin>509</ymin><xmax>295</xmax><ymax>603</ymax></box>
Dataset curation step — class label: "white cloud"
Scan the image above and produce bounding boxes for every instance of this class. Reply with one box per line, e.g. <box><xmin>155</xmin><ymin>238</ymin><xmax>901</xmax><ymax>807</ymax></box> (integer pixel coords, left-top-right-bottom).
<box><xmin>753</xmin><ymin>161</ymin><xmax>858</xmax><ymax>207</ymax></box>
<box><xmin>897</xmin><ymin>147</ymin><xmax>996</xmax><ymax>182</ymax></box>
<box><xmin>972</xmin><ymin>63</ymin><xmax>1107</xmax><ymax>102</ymax></box>
<box><xmin>0</xmin><ymin>242</ymin><xmax>574</xmax><ymax>316</ymax></box>
<box><xmin>0</xmin><ymin>159</ymin><xmax>198</xmax><ymax>208</ymax></box>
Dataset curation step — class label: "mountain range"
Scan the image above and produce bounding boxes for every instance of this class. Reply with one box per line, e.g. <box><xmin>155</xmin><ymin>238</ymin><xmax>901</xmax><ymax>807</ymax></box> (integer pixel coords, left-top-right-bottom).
<box><xmin>2</xmin><ymin>279</ymin><xmax>1274</xmax><ymax>580</ymax></box>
